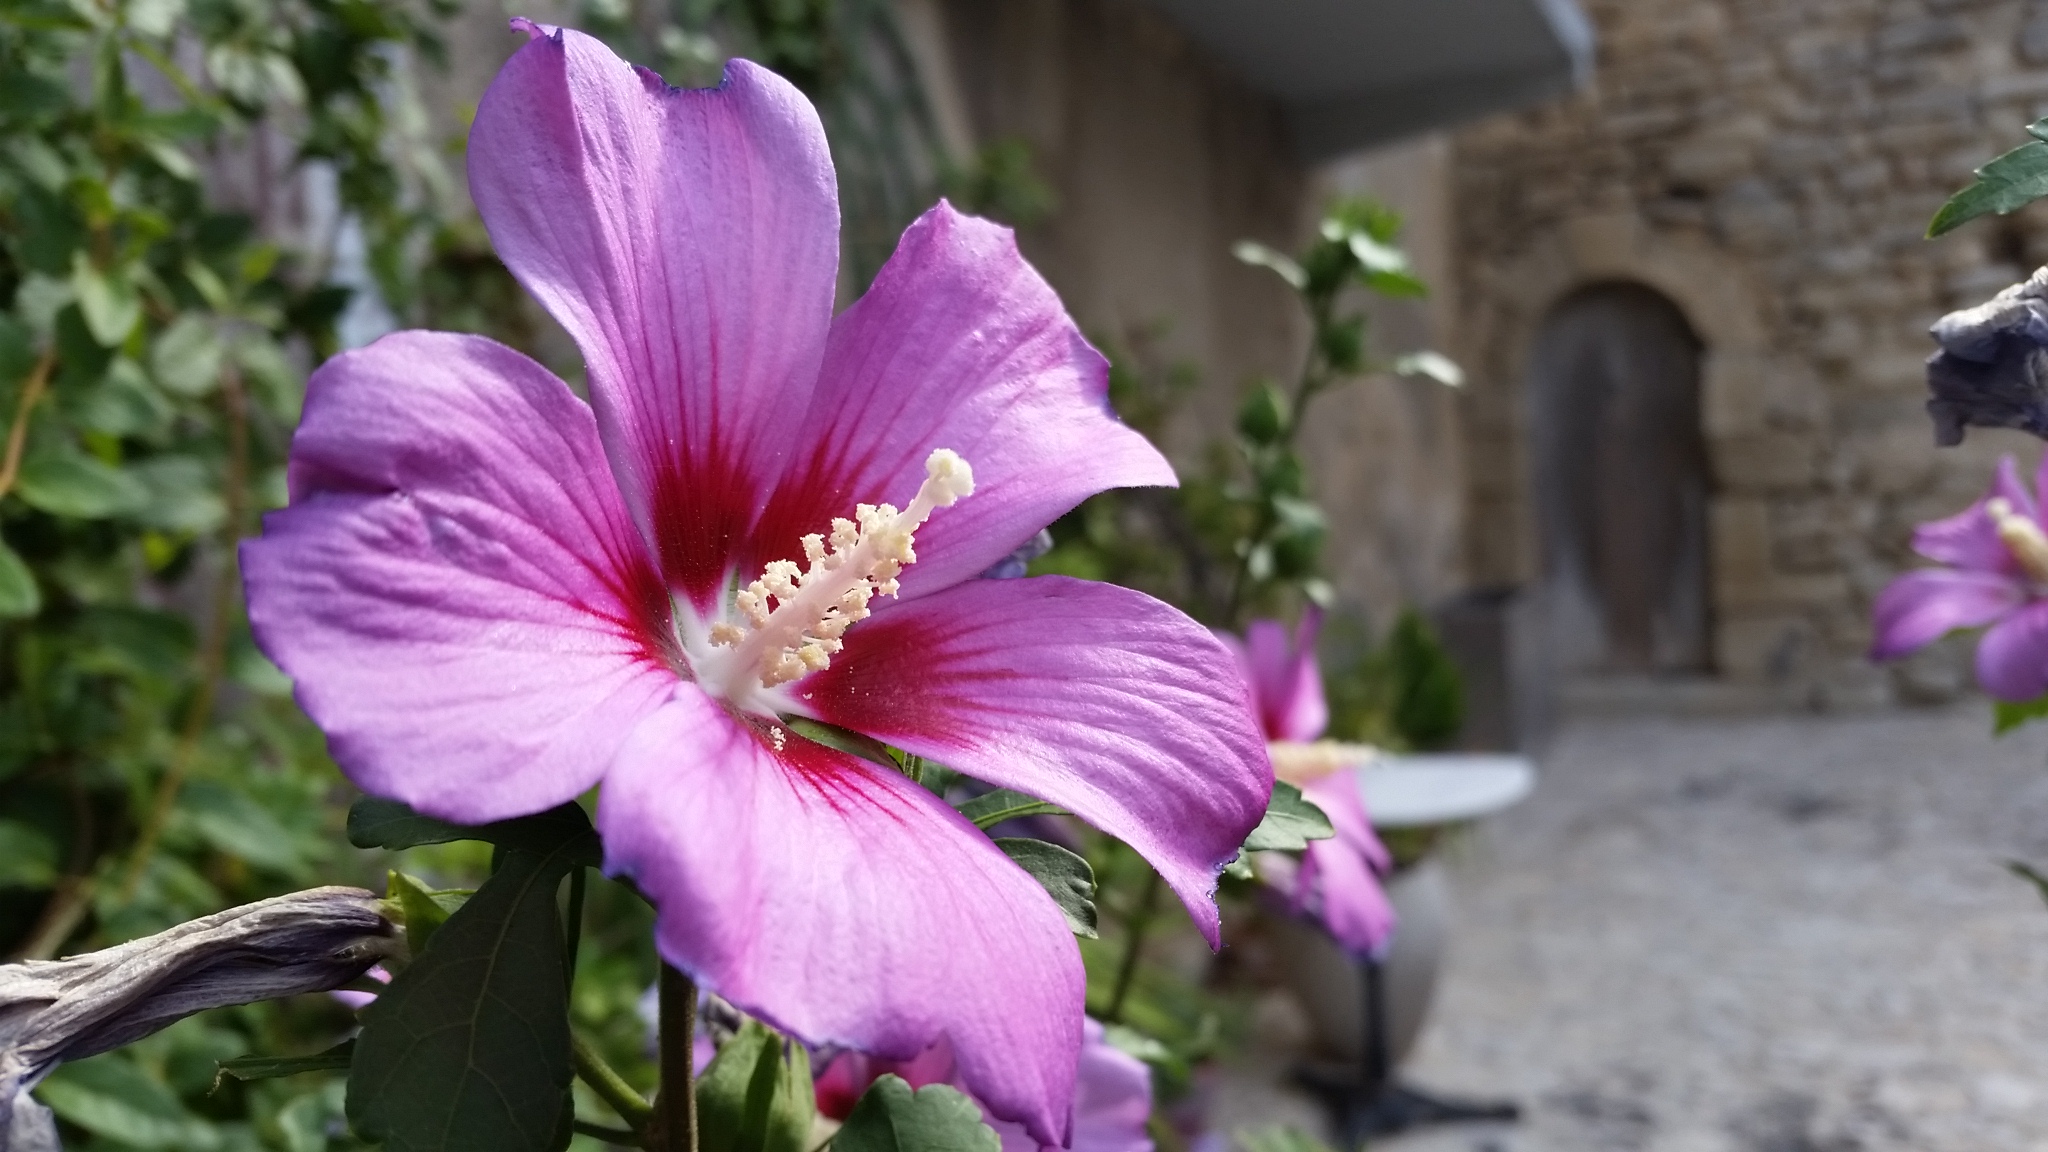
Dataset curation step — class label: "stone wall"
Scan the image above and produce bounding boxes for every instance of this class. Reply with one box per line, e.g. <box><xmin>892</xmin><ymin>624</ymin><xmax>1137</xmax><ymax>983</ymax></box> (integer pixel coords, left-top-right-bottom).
<box><xmin>1448</xmin><ymin>0</ymin><xmax>2048</xmax><ymax>706</ymax></box>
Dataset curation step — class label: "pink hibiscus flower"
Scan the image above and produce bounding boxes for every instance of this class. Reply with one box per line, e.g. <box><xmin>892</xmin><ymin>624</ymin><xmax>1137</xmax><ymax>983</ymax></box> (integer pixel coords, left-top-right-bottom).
<box><xmin>1872</xmin><ymin>453</ymin><xmax>2048</xmax><ymax>701</ymax></box>
<box><xmin>1219</xmin><ymin>610</ymin><xmax>1396</xmax><ymax>958</ymax></box>
<box><xmin>240</xmin><ymin>23</ymin><xmax>1270</xmax><ymax>1144</ymax></box>
<box><xmin>815</xmin><ymin>1019</ymin><xmax>1153</xmax><ymax>1152</ymax></box>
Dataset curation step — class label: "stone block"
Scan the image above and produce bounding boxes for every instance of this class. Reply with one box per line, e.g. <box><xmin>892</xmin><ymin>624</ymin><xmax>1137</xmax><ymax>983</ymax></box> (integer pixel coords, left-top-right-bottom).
<box><xmin>1709</xmin><ymin>432</ymin><xmax>1822</xmax><ymax>491</ymax></box>
<box><xmin>1716</xmin><ymin>613</ymin><xmax>1816</xmax><ymax>682</ymax></box>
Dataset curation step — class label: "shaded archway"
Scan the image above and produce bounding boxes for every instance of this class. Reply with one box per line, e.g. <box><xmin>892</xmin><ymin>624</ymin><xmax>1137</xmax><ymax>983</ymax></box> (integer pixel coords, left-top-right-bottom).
<box><xmin>1528</xmin><ymin>282</ymin><xmax>1711</xmax><ymax>676</ymax></box>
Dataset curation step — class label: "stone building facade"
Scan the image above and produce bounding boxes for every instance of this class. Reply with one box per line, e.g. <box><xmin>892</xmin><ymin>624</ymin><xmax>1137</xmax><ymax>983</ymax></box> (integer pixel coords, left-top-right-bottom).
<box><xmin>1447</xmin><ymin>0</ymin><xmax>2048</xmax><ymax>708</ymax></box>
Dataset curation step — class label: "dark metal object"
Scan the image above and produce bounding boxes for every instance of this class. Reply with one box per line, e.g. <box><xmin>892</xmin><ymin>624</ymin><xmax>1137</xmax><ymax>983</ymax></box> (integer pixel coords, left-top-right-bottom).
<box><xmin>1294</xmin><ymin>959</ymin><xmax>1520</xmax><ymax>1146</ymax></box>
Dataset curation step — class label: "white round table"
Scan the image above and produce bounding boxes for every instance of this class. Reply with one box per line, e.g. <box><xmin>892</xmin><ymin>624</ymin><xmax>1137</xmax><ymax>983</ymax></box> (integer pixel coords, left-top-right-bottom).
<box><xmin>1356</xmin><ymin>753</ymin><xmax>1535</xmax><ymax>829</ymax></box>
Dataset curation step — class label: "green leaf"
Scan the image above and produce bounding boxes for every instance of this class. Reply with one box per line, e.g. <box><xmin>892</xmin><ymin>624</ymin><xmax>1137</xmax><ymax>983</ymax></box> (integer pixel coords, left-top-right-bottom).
<box><xmin>1930</xmin><ymin>131</ymin><xmax>2048</xmax><ymax>237</ymax></box>
<box><xmin>74</xmin><ymin>357</ymin><xmax>172</xmax><ymax>437</ymax></box>
<box><xmin>0</xmin><ymin>817</ymin><xmax>58</xmax><ymax>886</ymax></box>
<box><xmin>955</xmin><ymin>788</ymin><xmax>1068</xmax><ymax>830</ymax></box>
<box><xmin>347</xmin><ymin>841</ymin><xmax>582</xmax><ymax>1152</ymax></box>
<box><xmin>15</xmin><ymin>450</ymin><xmax>146</xmax><ymax>519</ymax></box>
<box><xmin>346</xmin><ymin>795</ymin><xmax>601</xmax><ymax>867</ymax></box>
<box><xmin>387</xmin><ymin>869</ymin><xmax>466</xmax><ymax>955</ymax></box>
<box><xmin>39</xmin><ymin>1055</ymin><xmax>223</xmax><ymax>1150</ymax></box>
<box><xmin>130</xmin><ymin>455</ymin><xmax>226</xmax><ymax>533</ymax></box>
<box><xmin>211</xmin><ymin>1041</ymin><xmax>356</xmax><ymax>1092</ymax></box>
<box><xmin>1242</xmin><ymin>781</ymin><xmax>1334</xmax><ymax>853</ymax></box>
<box><xmin>1235</xmin><ymin>382</ymin><xmax>1290</xmax><ymax>445</ymax></box>
<box><xmin>1994</xmin><ymin>694</ymin><xmax>2048</xmax><ymax>734</ymax></box>
<box><xmin>178</xmin><ymin>780</ymin><xmax>305</xmax><ymax>873</ymax></box>
<box><xmin>1231</xmin><ymin>240</ymin><xmax>1306</xmax><ymax>290</ymax></box>
<box><xmin>784</xmin><ymin>716</ymin><xmax>900</xmax><ymax>771</ymax></box>
<box><xmin>994</xmin><ymin>837</ymin><xmax>1097</xmax><ymax>937</ymax></box>
<box><xmin>0</xmin><ymin>536</ymin><xmax>40</xmax><ymax>618</ymax></box>
<box><xmin>150</xmin><ymin>315</ymin><xmax>223</xmax><ymax>396</ymax></box>
<box><xmin>697</xmin><ymin>1019</ymin><xmax>814</xmax><ymax>1152</ymax></box>
<box><xmin>1393</xmin><ymin>350</ymin><xmax>1464</xmax><ymax>387</ymax></box>
<box><xmin>70</xmin><ymin>252</ymin><xmax>140</xmax><ymax>347</ymax></box>
<box><xmin>833</xmin><ymin>1075</ymin><xmax>1000</xmax><ymax>1152</ymax></box>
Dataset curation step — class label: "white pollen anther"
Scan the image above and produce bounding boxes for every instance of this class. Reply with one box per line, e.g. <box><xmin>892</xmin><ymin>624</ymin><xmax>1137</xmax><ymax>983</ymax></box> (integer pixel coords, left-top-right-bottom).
<box><xmin>1989</xmin><ymin>497</ymin><xmax>2048</xmax><ymax>584</ymax></box>
<box><xmin>708</xmin><ymin>450</ymin><xmax>976</xmax><ymax>697</ymax></box>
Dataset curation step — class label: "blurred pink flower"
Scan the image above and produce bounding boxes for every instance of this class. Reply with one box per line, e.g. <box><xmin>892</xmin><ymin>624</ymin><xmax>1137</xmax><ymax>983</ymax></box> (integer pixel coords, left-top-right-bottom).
<box><xmin>1219</xmin><ymin>610</ymin><xmax>1396</xmax><ymax>957</ymax></box>
<box><xmin>815</xmin><ymin>1019</ymin><xmax>1152</xmax><ymax>1152</ymax></box>
<box><xmin>1872</xmin><ymin>454</ymin><xmax>2048</xmax><ymax>701</ymax></box>
<box><xmin>240</xmin><ymin>23</ymin><xmax>1271</xmax><ymax>1142</ymax></box>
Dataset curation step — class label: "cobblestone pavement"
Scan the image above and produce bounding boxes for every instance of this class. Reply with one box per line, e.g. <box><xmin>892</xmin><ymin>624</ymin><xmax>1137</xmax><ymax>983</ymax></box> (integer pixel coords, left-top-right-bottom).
<box><xmin>1301</xmin><ymin>705</ymin><xmax>2048</xmax><ymax>1152</ymax></box>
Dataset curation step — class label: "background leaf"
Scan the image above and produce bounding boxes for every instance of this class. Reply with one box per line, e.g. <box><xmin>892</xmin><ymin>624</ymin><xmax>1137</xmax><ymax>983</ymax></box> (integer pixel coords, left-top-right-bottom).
<box><xmin>696</xmin><ymin>1019</ymin><xmax>814</xmax><ymax>1152</ymax></box>
<box><xmin>346</xmin><ymin>795</ymin><xmax>600</xmax><ymax>867</ymax></box>
<box><xmin>0</xmin><ymin>537</ymin><xmax>41</xmax><ymax>617</ymax></box>
<box><xmin>1929</xmin><ymin>131</ymin><xmax>2048</xmax><ymax>236</ymax></box>
<box><xmin>1241</xmin><ymin>781</ymin><xmax>1333</xmax><ymax>853</ymax></box>
<box><xmin>832</xmin><ymin>1075</ymin><xmax>1000</xmax><ymax>1152</ymax></box>
<box><xmin>995</xmin><ymin>837</ymin><xmax>1098</xmax><ymax>937</ymax></box>
<box><xmin>345</xmin><ymin>841</ymin><xmax>582</xmax><ymax>1152</ymax></box>
<box><xmin>14</xmin><ymin>451</ymin><xmax>146</xmax><ymax>519</ymax></box>
<box><xmin>955</xmin><ymin>789</ymin><xmax>1067</xmax><ymax>830</ymax></box>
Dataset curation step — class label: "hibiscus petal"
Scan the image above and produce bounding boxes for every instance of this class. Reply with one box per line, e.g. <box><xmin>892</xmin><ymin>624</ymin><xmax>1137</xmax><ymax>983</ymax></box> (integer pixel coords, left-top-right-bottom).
<box><xmin>243</xmin><ymin>331</ymin><xmax>674</xmax><ymax>823</ymax></box>
<box><xmin>991</xmin><ymin>1020</ymin><xmax>1153</xmax><ymax>1152</ymax></box>
<box><xmin>1868</xmin><ymin>568</ymin><xmax>2021</xmax><ymax>660</ymax></box>
<box><xmin>468</xmin><ymin>25</ymin><xmax>839</xmax><ymax>608</ymax></box>
<box><xmin>796</xmin><ymin>576</ymin><xmax>1272</xmax><ymax>947</ymax></box>
<box><xmin>1977</xmin><ymin>599</ymin><xmax>2048</xmax><ymax>701</ymax></box>
<box><xmin>748</xmin><ymin>204</ymin><xmax>1174</xmax><ymax>597</ymax></box>
<box><xmin>1297</xmin><ymin>771</ymin><xmax>1396</xmax><ymax>958</ymax></box>
<box><xmin>1239</xmin><ymin>609</ymin><xmax>1327</xmax><ymax>742</ymax></box>
<box><xmin>597</xmin><ymin>688</ymin><xmax>1082</xmax><ymax>1147</ymax></box>
<box><xmin>1913</xmin><ymin>455</ymin><xmax>2028</xmax><ymax>573</ymax></box>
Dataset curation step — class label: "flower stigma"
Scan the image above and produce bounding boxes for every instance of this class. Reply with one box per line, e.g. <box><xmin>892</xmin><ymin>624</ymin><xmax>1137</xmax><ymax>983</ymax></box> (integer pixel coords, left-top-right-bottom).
<box><xmin>1987</xmin><ymin>497</ymin><xmax>2048</xmax><ymax>585</ymax></box>
<box><xmin>704</xmin><ymin>449</ymin><xmax>975</xmax><ymax>706</ymax></box>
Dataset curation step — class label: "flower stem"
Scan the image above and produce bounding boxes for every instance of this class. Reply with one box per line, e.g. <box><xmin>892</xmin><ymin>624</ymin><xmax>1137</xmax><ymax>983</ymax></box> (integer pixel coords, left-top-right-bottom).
<box><xmin>0</xmin><ymin>349</ymin><xmax>56</xmax><ymax>501</ymax></box>
<box><xmin>1104</xmin><ymin>869</ymin><xmax>1164</xmax><ymax>1023</ymax></box>
<box><xmin>571</xmin><ymin>1031</ymin><xmax>653</xmax><ymax>1131</ymax></box>
<box><xmin>652</xmin><ymin>963</ymin><xmax>698</xmax><ymax>1152</ymax></box>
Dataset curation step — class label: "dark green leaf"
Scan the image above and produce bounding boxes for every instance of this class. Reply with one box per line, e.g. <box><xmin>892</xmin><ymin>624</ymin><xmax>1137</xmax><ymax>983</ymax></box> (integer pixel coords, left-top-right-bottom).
<box><xmin>150</xmin><ymin>315</ymin><xmax>223</xmax><ymax>396</ymax></box>
<box><xmin>178</xmin><ymin>780</ymin><xmax>306</xmax><ymax>873</ymax></box>
<box><xmin>346</xmin><ymin>796</ymin><xmax>600</xmax><ymax>868</ymax></box>
<box><xmin>0</xmin><ymin>537</ymin><xmax>40</xmax><ymax>618</ymax></box>
<box><xmin>346</xmin><ymin>842</ymin><xmax>581</xmax><ymax>1152</ymax></box>
<box><xmin>1929</xmin><ymin>135</ymin><xmax>2048</xmax><ymax>237</ymax></box>
<box><xmin>212</xmin><ymin>1041</ymin><xmax>356</xmax><ymax>1092</ymax></box>
<box><xmin>0</xmin><ymin>818</ymin><xmax>58</xmax><ymax>886</ymax></box>
<box><xmin>130</xmin><ymin>455</ymin><xmax>226</xmax><ymax>533</ymax></box>
<box><xmin>696</xmin><ymin>1019</ymin><xmax>814</xmax><ymax>1152</ymax></box>
<box><xmin>784</xmin><ymin>716</ymin><xmax>900</xmax><ymax>770</ymax></box>
<box><xmin>1994</xmin><ymin>694</ymin><xmax>2048</xmax><ymax>734</ymax></box>
<box><xmin>833</xmin><ymin>1075</ymin><xmax>1000</xmax><ymax>1152</ymax></box>
<box><xmin>40</xmin><ymin>1055</ymin><xmax>222</xmax><ymax>1150</ymax></box>
<box><xmin>15</xmin><ymin>451</ymin><xmax>146</xmax><ymax>519</ymax></box>
<box><xmin>1242</xmin><ymin>781</ymin><xmax>1334</xmax><ymax>853</ymax></box>
<box><xmin>955</xmin><ymin>789</ymin><xmax>1067</xmax><ymax>830</ymax></box>
<box><xmin>1235</xmin><ymin>383</ymin><xmax>1289</xmax><ymax>445</ymax></box>
<box><xmin>70</xmin><ymin>253</ymin><xmax>140</xmax><ymax>346</ymax></box>
<box><xmin>995</xmin><ymin>837</ymin><xmax>1097</xmax><ymax>937</ymax></box>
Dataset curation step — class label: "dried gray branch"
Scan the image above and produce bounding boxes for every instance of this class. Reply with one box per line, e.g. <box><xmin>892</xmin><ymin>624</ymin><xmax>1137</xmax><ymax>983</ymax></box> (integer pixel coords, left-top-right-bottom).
<box><xmin>0</xmin><ymin>886</ymin><xmax>395</xmax><ymax>1152</ymax></box>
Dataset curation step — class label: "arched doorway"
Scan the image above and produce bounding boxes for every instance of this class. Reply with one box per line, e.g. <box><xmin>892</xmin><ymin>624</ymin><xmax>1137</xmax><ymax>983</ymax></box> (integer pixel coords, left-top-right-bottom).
<box><xmin>1528</xmin><ymin>283</ymin><xmax>1711</xmax><ymax>676</ymax></box>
